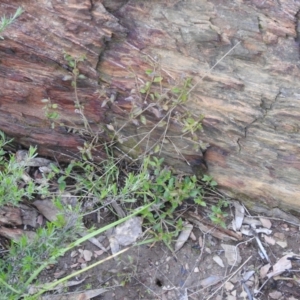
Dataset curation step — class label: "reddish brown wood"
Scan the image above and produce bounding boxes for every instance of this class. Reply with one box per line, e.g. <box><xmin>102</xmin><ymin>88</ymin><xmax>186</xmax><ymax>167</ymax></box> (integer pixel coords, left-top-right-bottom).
<box><xmin>0</xmin><ymin>0</ymin><xmax>300</xmax><ymax>211</ymax></box>
<box><xmin>0</xmin><ymin>0</ymin><xmax>126</xmax><ymax>160</ymax></box>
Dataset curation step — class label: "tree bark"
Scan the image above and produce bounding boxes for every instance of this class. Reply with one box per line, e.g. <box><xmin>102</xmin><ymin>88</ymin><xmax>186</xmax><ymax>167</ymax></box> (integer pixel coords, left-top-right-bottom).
<box><xmin>1</xmin><ymin>0</ymin><xmax>300</xmax><ymax>212</ymax></box>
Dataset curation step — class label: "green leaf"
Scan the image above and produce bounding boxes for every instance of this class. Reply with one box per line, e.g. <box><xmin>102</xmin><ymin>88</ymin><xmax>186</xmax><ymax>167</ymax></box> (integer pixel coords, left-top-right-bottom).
<box><xmin>154</xmin><ymin>145</ymin><xmax>160</xmax><ymax>153</ymax></box>
<box><xmin>57</xmin><ymin>176</ymin><xmax>66</xmax><ymax>191</ymax></box>
<box><xmin>171</xmin><ymin>87</ymin><xmax>181</xmax><ymax>93</ymax></box>
<box><xmin>68</xmin><ymin>61</ymin><xmax>75</xmax><ymax>68</ymax></box>
<box><xmin>145</xmin><ymin>69</ymin><xmax>153</xmax><ymax>75</ymax></box>
<box><xmin>153</xmin><ymin>76</ymin><xmax>163</xmax><ymax>83</ymax></box>
<box><xmin>47</xmin><ymin>112</ymin><xmax>59</xmax><ymax>119</ymax></box>
<box><xmin>140</xmin><ymin>115</ymin><xmax>147</xmax><ymax>125</ymax></box>
<box><xmin>189</xmin><ymin>189</ymin><xmax>199</xmax><ymax>197</ymax></box>
<box><xmin>51</xmin><ymin>164</ymin><xmax>60</xmax><ymax>174</ymax></box>
<box><xmin>194</xmin><ymin>198</ymin><xmax>206</xmax><ymax>206</ymax></box>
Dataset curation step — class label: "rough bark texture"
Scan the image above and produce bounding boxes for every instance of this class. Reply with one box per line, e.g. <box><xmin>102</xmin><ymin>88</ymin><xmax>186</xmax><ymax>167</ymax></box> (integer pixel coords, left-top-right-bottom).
<box><xmin>1</xmin><ymin>0</ymin><xmax>300</xmax><ymax>212</ymax></box>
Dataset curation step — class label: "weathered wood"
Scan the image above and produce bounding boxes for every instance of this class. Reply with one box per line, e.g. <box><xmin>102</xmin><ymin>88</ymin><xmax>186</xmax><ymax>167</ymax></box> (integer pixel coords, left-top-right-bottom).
<box><xmin>1</xmin><ymin>0</ymin><xmax>300</xmax><ymax>212</ymax></box>
<box><xmin>99</xmin><ymin>0</ymin><xmax>300</xmax><ymax>212</ymax></box>
<box><xmin>0</xmin><ymin>0</ymin><xmax>126</xmax><ymax>160</ymax></box>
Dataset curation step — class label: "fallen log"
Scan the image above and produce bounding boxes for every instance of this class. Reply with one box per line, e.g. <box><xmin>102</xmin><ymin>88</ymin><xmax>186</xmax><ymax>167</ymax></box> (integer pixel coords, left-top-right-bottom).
<box><xmin>0</xmin><ymin>0</ymin><xmax>300</xmax><ymax>212</ymax></box>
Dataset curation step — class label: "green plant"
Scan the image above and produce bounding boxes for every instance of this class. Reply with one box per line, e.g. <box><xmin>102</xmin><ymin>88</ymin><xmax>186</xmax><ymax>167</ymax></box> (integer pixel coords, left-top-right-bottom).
<box><xmin>132</xmin><ymin>156</ymin><xmax>207</xmax><ymax>248</ymax></box>
<box><xmin>201</xmin><ymin>174</ymin><xmax>218</xmax><ymax>188</ymax></box>
<box><xmin>49</xmin><ymin>147</ymin><xmax>207</xmax><ymax>249</ymax></box>
<box><xmin>0</xmin><ymin>7</ymin><xmax>23</xmax><ymax>39</ymax></box>
<box><xmin>62</xmin><ymin>52</ymin><xmax>91</xmax><ymax>133</ymax></box>
<box><xmin>0</xmin><ymin>202</ymin><xmax>153</xmax><ymax>299</ymax></box>
<box><xmin>209</xmin><ymin>198</ymin><xmax>229</xmax><ymax>228</ymax></box>
<box><xmin>41</xmin><ymin>98</ymin><xmax>60</xmax><ymax>128</ymax></box>
<box><xmin>0</xmin><ymin>141</ymin><xmax>50</xmax><ymax>206</ymax></box>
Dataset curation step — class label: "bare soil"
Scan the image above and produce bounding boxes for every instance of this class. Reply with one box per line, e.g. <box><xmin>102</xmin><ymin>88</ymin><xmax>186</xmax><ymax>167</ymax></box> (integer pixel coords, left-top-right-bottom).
<box><xmin>39</xmin><ymin>204</ymin><xmax>300</xmax><ymax>300</ymax></box>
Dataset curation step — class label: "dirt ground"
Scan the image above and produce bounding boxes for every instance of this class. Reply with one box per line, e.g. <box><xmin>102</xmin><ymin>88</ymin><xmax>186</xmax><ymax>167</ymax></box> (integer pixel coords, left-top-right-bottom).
<box><xmin>38</xmin><ymin>203</ymin><xmax>300</xmax><ymax>300</ymax></box>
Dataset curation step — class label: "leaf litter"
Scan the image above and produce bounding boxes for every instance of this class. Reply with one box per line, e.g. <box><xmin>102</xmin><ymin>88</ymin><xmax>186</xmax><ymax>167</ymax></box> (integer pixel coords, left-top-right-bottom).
<box><xmin>0</xmin><ymin>150</ymin><xmax>300</xmax><ymax>299</ymax></box>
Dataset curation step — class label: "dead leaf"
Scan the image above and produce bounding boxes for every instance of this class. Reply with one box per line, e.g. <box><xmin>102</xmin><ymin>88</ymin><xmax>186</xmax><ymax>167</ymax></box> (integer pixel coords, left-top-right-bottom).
<box><xmin>221</xmin><ymin>244</ymin><xmax>241</xmax><ymax>266</ymax></box>
<box><xmin>205</xmin><ymin>247</ymin><xmax>212</xmax><ymax>254</ymax></box>
<box><xmin>83</xmin><ymin>250</ymin><xmax>93</xmax><ymax>262</ymax></box>
<box><xmin>101</xmin><ymin>98</ymin><xmax>109</xmax><ymax>108</ymax></box>
<box><xmin>224</xmin><ymin>281</ymin><xmax>234</xmax><ymax>291</ymax></box>
<box><xmin>33</xmin><ymin>199</ymin><xmax>60</xmax><ymax>222</ymax></box>
<box><xmin>78</xmin><ymin>249</ymin><xmax>93</xmax><ymax>262</ymax></box>
<box><xmin>260</xmin><ymin>263</ymin><xmax>271</xmax><ymax>279</ymax></box>
<box><xmin>243</xmin><ymin>217</ymin><xmax>262</xmax><ymax>227</ymax></box>
<box><xmin>53</xmin><ymin>270</ymin><xmax>66</xmax><ymax>278</ymax></box>
<box><xmin>273</xmin><ymin>232</ymin><xmax>288</xmax><ymax>248</ymax></box>
<box><xmin>267</xmin><ymin>254</ymin><xmax>293</xmax><ymax>278</ymax></box>
<box><xmin>37</xmin><ymin>214</ymin><xmax>44</xmax><ymax>226</ymax></box>
<box><xmin>175</xmin><ymin>222</ymin><xmax>193</xmax><ymax>251</ymax></box>
<box><xmin>239</xmin><ymin>290</ymin><xmax>248</xmax><ymax>298</ymax></box>
<box><xmin>262</xmin><ymin>234</ymin><xmax>276</xmax><ymax>245</ymax></box>
<box><xmin>242</xmin><ymin>270</ymin><xmax>255</xmax><ymax>282</ymax></box>
<box><xmin>131</xmin><ymin>119</ymin><xmax>139</xmax><ymax>126</ymax></box>
<box><xmin>108</xmin><ymin>236</ymin><xmax>120</xmax><ymax>256</ymax></box>
<box><xmin>213</xmin><ymin>255</ymin><xmax>225</xmax><ymax>268</ymax></box>
<box><xmin>198</xmin><ymin>236</ymin><xmax>203</xmax><ymax>248</ymax></box>
<box><xmin>240</xmin><ymin>225</ymin><xmax>253</xmax><ymax>236</ymax></box>
<box><xmin>77</xmin><ymin>257</ymin><xmax>85</xmax><ymax>264</ymax></box>
<box><xmin>94</xmin><ymin>250</ymin><xmax>104</xmax><ymax>257</ymax></box>
<box><xmin>148</xmin><ymin>106</ymin><xmax>162</xmax><ymax>118</ymax></box>
<box><xmin>199</xmin><ymin>275</ymin><xmax>223</xmax><ymax>287</ymax></box>
<box><xmin>259</xmin><ymin>217</ymin><xmax>272</xmax><ymax>229</ymax></box>
<box><xmin>276</xmin><ymin>240</ymin><xmax>288</xmax><ymax>248</ymax></box>
<box><xmin>184</xmin><ymin>211</ymin><xmax>242</xmax><ymax>241</ymax></box>
<box><xmin>70</xmin><ymin>251</ymin><xmax>78</xmax><ymax>258</ymax></box>
<box><xmin>189</xmin><ymin>231</ymin><xmax>196</xmax><ymax>241</ymax></box>
<box><xmin>22</xmin><ymin>172</ymin><xmax>32</xmax><ymax>183</ymax></box>
<box><xmin>233</xmin><ymin>201</ymin><xmax>244</xmax><ymax>230</ymax></box>
<box><xmin>106</xmin><ymin>124</ymin><xmax>115</xmax><ymax>131</ymax></box>
<box><xmin>269</xmin><ymin>291</ymin><xmax>282</xmax><ymax>299</ymax></box>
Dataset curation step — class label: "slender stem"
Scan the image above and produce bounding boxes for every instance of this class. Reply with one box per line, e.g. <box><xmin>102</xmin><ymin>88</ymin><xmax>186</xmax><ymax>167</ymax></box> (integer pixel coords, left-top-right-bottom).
<box><xmin>25</xmin><ymin>202</ymin><xmax>153</xmax><ymax>287</ymax></box>
<box><xmin>0</xmin><ymin>277</ymin><xmax>21</xmax><ymax>294</ymax></box>
<box><xmin>187</xmin><ymin>41</ymin><xmax>241</xmax><ymax>95</ymax></box>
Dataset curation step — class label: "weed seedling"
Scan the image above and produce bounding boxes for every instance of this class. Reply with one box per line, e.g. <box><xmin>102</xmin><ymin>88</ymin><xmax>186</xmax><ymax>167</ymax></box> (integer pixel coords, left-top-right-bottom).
<box><xmin>0</xmin><ymin>7</ymin><xmax>23</xmax><ymax>39</ymax></box>
<box><xmin>209</xmin><ymin>198</ymin><xmax>229</xmax><ymax>228</ymax></box>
